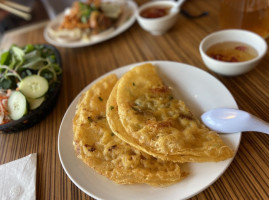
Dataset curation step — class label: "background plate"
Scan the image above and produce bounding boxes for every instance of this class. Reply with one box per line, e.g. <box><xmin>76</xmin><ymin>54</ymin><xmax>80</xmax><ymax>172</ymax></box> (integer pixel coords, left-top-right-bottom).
<box><xmin>44</xmin><ymin>0</ymin><xmax>137</xmax><ymax>48</ymax></box>
<box><xmin>58</xmin><ymin>61</ymin><xmax>241</xmax><ymax>200</ymax></box>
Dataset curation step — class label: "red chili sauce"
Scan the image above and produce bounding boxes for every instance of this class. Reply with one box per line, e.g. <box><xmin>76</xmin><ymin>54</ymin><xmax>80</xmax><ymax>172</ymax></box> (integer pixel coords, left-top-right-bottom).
<box><xmin>140</xmin><ymin>6</ymin><xmax>171</xmax><ymax>19</ymax></box>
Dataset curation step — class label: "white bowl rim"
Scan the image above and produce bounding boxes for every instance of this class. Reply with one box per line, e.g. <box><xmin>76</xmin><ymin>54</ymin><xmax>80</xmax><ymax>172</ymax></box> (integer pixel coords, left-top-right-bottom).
<box><xmin>199</xmin><ymin>29</ymin><xmax>268</xmax><ymax>65</ymax></box>
<box><xmin>136</xmin><ymin>1</ymin><xmax>179</xmax><ymax>22</ymax></box>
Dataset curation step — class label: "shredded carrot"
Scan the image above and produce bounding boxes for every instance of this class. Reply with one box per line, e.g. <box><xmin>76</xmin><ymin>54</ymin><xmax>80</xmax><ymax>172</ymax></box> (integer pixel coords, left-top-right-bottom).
<box><xmin>0</xmin><ymin>94</ymin><xmax>10</xmax><ymax>124</ymax></box>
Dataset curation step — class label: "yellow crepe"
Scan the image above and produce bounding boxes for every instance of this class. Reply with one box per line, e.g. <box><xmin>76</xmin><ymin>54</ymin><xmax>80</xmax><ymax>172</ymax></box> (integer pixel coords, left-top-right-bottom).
<box><xmin>116</xmin><ymin>63</ymin><xmax>234</xmax><ymax>162</ymax></box>
<box><xmin>73</xmin><ymin>74</ymin><xmax>184</xmax><ymax>186</ymax></box>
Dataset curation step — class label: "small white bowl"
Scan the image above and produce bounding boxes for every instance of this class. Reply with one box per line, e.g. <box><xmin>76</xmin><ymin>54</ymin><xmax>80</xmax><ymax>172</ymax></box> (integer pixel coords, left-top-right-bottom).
<box><xmin>136</xmin><ymin>1</ymin><xmax>179</xmax><ymax>35</ymax></box>
<box><xmin>199</xmin><ymin>29</ymin><xmax>268</xmax><ymax>76</ymax></box>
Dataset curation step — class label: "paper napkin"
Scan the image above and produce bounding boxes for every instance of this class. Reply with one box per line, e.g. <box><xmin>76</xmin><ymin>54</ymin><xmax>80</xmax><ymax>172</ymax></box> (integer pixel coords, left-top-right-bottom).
<box><xmin>0</xmin><ymin>153</ymin><xmax>37</xmax><ymax>200</ymax></box>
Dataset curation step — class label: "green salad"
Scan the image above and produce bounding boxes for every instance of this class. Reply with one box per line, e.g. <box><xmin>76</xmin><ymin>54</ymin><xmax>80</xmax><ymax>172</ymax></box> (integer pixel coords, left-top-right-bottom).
<box><xmin>0</xmin><ymin>44</ymin><xmax>62</xmax><ymax>124</ymax></box>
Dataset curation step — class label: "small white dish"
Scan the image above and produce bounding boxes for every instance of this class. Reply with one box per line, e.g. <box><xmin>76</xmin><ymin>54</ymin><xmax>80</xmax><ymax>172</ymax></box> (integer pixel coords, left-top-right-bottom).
<box><xmin>136</xmin><ymin>1</ymin><xmax>180</xmax><ymax>35</ymax></box>
<box><xmin>199</xmin><ymin>29</ymin><xmax>268</xmax><ymax>76</ymax></box>
<box><xmin>58</xmin><ymin>61</ymin><xmax>241</xmax><ymax>200</ymax></box>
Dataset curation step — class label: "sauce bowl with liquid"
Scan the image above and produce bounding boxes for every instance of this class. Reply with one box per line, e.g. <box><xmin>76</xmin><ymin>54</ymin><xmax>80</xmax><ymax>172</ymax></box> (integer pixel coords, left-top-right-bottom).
<box><xmin>136</xmin><ymin>1</ymin><xmax>180</xmax><ymax>35</ymax></box>
<box><xmin>199</xmin><ymin>29</ymin><xmax>267</xmax><ymax>76</ymax></box>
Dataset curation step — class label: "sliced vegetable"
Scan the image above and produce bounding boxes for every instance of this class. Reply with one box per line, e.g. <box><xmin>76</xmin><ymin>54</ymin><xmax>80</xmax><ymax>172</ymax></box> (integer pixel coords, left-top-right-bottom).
<box><xmin>19</xmin><ymin>75</ymin><xmax>49</xmax><ymax>99</ymax></box>
<box><xmin>27</xmin><ymin>96</ymin><xmax>45</xmax><ymax>110</ymax></box>
<box><xmin>8</xmin><ymin>91</ymin><xmax>28</xmax><ymax>120</ymax></box>
<box><xmin>24</xmin><ymin>44</ymin><xmax>35</xmax><ymax>53</ymax></box>
<box><xmin>0</xmin><ymin>51</ymin><xmax>10</xmax><ymax>65</ymax></box>
<box><xmin>11</xmin><ymin>46</ymin><xmax>25</xmax><ymax>67</ymax></box>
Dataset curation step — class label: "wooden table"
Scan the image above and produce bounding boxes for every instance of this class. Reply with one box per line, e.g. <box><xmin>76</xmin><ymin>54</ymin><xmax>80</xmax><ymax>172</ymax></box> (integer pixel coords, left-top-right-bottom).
<box><xmin>0</xmin><ymin>0</ymin><xmax>269</xmax><ymax>199</ymax></box>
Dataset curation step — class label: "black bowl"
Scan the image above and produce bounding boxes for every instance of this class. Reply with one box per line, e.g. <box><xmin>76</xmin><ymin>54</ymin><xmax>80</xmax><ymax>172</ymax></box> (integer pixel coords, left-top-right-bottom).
<box><xmin>0</xmin><ymin>44</ymin><xmax>62</xmax><ymax>133</ymax></box>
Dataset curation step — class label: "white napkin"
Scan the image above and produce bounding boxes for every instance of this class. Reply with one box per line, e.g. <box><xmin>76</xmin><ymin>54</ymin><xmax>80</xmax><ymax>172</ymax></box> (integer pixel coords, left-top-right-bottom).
<box><xmin>0</xmin><ymin>153</ymin><xmax>37</xmax><ymax>200</ymax></box>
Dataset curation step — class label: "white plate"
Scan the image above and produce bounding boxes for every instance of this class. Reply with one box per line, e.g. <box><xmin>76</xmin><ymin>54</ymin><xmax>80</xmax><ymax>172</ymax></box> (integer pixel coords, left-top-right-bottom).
<box><xmin>44</xmin><ymin>0</ymin><xmax>137</xmax><ymax>48</ymax></box>
<box><xmin>58</xmin><ymin>61</ymin><xmax>241</xmax><ymax>200</ymax></box>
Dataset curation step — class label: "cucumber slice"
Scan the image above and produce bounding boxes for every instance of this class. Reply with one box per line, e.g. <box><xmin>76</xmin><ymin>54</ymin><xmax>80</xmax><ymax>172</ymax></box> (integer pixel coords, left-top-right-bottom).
<box><xmin>8</xmin><ymin>91</ymin><xmax>28</xmax><ymax>120</ymax></box>
<box><xmin>19</xmin><ymin>75</ymin><xmax>49</xmax><ymax>99</ymax></box>
<box><xmin>27</xmin><ymin>96</ymin><xmax>45</xmax><ymax>110</ymax></box>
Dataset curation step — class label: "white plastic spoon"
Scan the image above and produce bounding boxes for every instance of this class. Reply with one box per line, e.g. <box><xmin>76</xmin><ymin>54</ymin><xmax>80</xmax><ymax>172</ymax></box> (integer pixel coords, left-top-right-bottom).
<box><xmin>170</xmin><ymin>0</ymin><xmax>186</xmax><ymax>14</ymax></box>
<box><xmin>201</xmin><ymin>108</ymin><xmax>269</xmax><ymax>134</ymax></box>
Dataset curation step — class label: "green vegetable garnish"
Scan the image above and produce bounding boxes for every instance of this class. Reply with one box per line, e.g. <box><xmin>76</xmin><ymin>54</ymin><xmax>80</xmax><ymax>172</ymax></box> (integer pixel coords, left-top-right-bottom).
<box><xmin>24</xmin><ymin>44</ymin><xmax>35</xmax><ymax>53</ymax></box>
<box><xmin>0</xmin><ymin>44</ymin><xmax>62</xmax><ymax>122</ymax></box>
<box><xmin>79</xmin><ymin>2</ymin><xmax>99</xmax><ymax>24</ymax></box>
<box><xmin>0</xmin><ymin>44</ymin><xmax>61</xmax><ymax>90</ymax></box>
<box><xmin>0</xmin><ymin>77</ymin><xmax>16</xmax><ymax>89</ymax></box>
<box><xmin>0</xmin><ymin>51</ymin><xmax>10</xmax><ymax>65</ymax></box>
<box><xmin>11</xmin><ymin>46</ymin><xmax>25</xmax><ymax>67</ymax></box>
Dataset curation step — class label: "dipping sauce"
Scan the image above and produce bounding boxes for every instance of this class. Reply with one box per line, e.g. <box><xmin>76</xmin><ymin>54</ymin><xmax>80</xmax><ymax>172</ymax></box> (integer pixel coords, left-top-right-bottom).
<box><xmin>140</xmin><ymin>6</ymin><xmax>171</xmax><ymax>19</ymax></box>
<box><xmin>206</xmin><ymin>41</ymin><xmax>258</xmax><ymax>62</ymax></box>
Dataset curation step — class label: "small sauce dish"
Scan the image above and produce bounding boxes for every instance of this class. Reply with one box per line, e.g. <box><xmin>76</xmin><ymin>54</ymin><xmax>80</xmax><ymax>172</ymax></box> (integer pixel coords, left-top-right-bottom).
<box><xmin>136</xmin><ymin>1</ymin><xmax>180</xmax><ymax>35</ymax></box>
<box><xmin>199</xmin><ymin>29</ymin><xmax>267</xmax><ymax>76</ymax></box>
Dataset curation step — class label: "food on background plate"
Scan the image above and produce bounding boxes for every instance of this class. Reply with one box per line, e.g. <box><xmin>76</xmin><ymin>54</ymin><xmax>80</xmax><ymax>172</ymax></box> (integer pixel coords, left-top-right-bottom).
<box><xmin>48</xmin><ymin>0</ymin><xmax>127</xmax><ymax>43</ymax></box>
<box><xmin>0</xmin><ymin>44</ymin><xmax>62</xmax><ymax>126</ymax></box>
<box><xmin>116</xmin><ymin>63</ymin><xmax>234</xmax><ymax>163</ymax></box>
<box><xmin>73</xmin><ymin>74</ymin><xmax>184</xmax><ymax>186</ymax></box>
<box><xmin>206</xmin><ymin>41</ymin><xmax>258</xmax><ymax>62</ymax></box>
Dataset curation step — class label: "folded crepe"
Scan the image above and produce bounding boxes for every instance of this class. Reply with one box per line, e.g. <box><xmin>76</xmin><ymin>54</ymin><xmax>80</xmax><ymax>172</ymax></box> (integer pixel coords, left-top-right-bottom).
<box><xmin>73</xmin><ymin>74</ymin><xmax>184</xmax><ymax>187</ymax></box>
<box><xmin>115</xmin><ymin>63</ymin><xmax>234</xmax><ymax>162</ymax></box>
